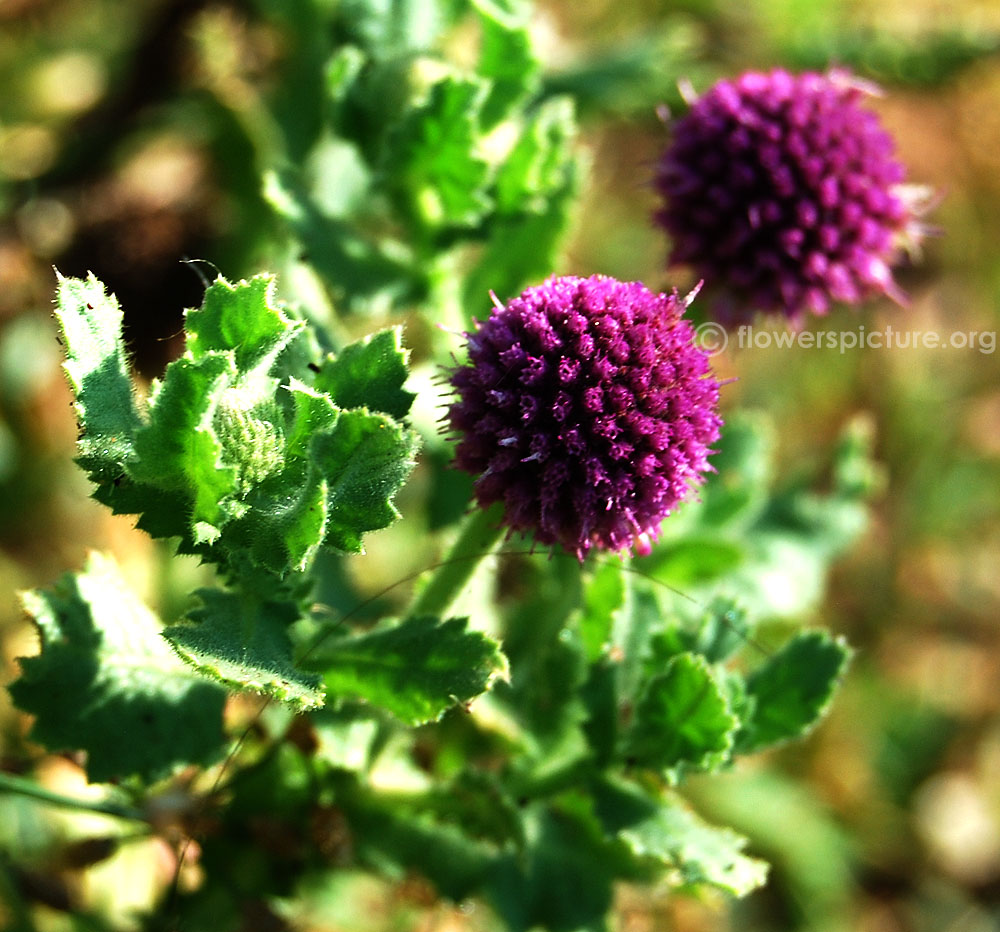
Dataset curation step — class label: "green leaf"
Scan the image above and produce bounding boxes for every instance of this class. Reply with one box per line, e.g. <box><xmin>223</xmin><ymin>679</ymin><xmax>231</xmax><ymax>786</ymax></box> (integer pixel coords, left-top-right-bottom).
<box><xmin>9</xmin><ymin>552</ymin><xmax>226</xmax><ymax>783</ymax></box>
<box><xmin>164</xmin><ymin>588</ymin><xmax>324</xmax><ymax>710</ymax></box>
<box><xmin>313</xmin><ymin>327</ymin><xmax>415</xmax><ymax>419</ymax></box>
<box><xmin>646</xmin><ymin>537</ymin><xmax>744</xmax><ymax>587</ymax></box>
<box><xmin>685</xmin><ymin>596</ymin><xmax>753</xmax><ymax>664</ymax></box>
<box><xmin>591</xmin><ymin>776</ymin><xmax>768</xmax><ymax>897</ymax></box>
<box><xmin>319</xmin><ymin>616</ymin><xmax>508</xmax><ymax>725</ymax></box>
<box><xmin>462</xmin><ymin>168</ymin><xmax>578</xmax><ymax>318</ymax></box>
<box><xmin>184</xmin><ymin>275</ymin><xmax>302</xmax><ymax>372</ymax></box>
<box><xmin>241</xmin><ymin>461</ymin><xmax>330</xmax><ymax>574</ymax></box>
<box><xmin>263</xmin><ymin>167</ymin><xmax>420</xmax><ymax>313</ymax></box>
<box><xmin>736</xmin><ymin>630</ymin><xmax>851</xmax><ymax>753</ymax></box>
<box><xmin>130</xmin><ymin>353</ymin><xmax>238</xmax><ymax>544</ymax></box>
<box><xmin>341</xmin><ymin>777</ymin><xmax>498</xmax><ymax>902</ymax></box>
<box><xmin>314</xmin><ymin>409</ymin><xmax>419</xmax><ymax>553</ymax></box>
<box><xmin>695</xmin><ymin>412</ymin><xmax>775</xmax><ymax>529</ymax></box>
<box><xmin>621</xmin><ymin>795</ymin><xmax>769</xmax><ymax>897</ymax></box>
<box><xmin>384</xmin><ymin>76</ymin><xmax>493</xmax><ymax>230</ymax></box>
<box><xmin>474</xmin><ymin>0</ymin><xmax>539</xmax><ymax>127</ymax></box>
<box><xmin>494</xmin><ymin>97</ymin><xmax>576</xmax><ymax>215</ymax></box>
<box><xmin>62</xmin><ymin>275</ymin><xmax>418</xmax><ymax>574</ymax></box>
<box><xmin>284</xmin><ymin>378</ymin><xmax>339</xmax><ymax>458</ymax></box>
<box><xmin>494</xmin><ymin>802</ymin><xmax>621</xmax><ymax>932</ymax></box>
<box><xmin>627</xmin><ymin>653</ymin><xmax>737</xmax><ymax>771</ymax></box>
<box><xmin>92</xmin><ymin>480</ymin><xmax>195</xmax><ymax>548</ymax></box>
<box><xmin>53</xmin><ymin>272</ymin><xmax>144</xmax><ymax>483</ymax></box>
<box><xmin>333</xmin><ymin>0</ymin><xmax>451</xmax><ymax>57</ymax></box>
<box><xmin>611</xmin><ymin>579</ymin><xmax>661</xmax><ymax>705</ymax></box>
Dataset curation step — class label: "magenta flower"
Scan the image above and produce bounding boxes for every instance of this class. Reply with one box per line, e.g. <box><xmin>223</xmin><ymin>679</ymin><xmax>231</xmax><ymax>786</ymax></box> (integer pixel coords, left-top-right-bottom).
<box><xmin>655</xmin><ymin>68</ymin><xmax>929</xmax><ymax>324</ymax></box>
<box><xmin>447</xmin><ymin>275</ymin><xmax>722</xmax><ymax>559</ymax></box>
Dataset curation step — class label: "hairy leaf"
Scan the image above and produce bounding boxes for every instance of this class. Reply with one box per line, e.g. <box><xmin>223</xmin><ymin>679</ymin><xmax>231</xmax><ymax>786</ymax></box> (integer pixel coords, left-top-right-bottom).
<box><xmin>164</xmin><ymin>588</ymin><xmax>324</xmax><ymax>710</ymax></box>
<box><xmin>313</xmin><ymin>327</ymin><xmax>415</xmax><ymax>419</ymax></box>
<box><xmin>10</xmin><ymin>553</ymin><xmax>226</xmax><ymax>783</ymax></box>
<box><xmin>592</xmin><ymin>777</ymin><xmax>768</xmax><ymax>897</ymax></box>
<box><xmin>53</xmin><ymin>272</ymin><xmax>144</xmax><ymax>483</ymax></box>
<box><xmin>185</xmin><ymin>274</ymin><xmax>302</xmax><ymax>371</ymax></box>
<box><xmin>736</xmin><ymin>631</ymin><xmax>851</xmax><ymax>753</ymax></box>
<box><xmin>627</xmin><ymin>653</ymin><xmax>737</xmax><ymax>771</ymax></box>
<box><xmin>385</xmin><ymin>76</ymin><xmax>493</xmax><ymax>230</ymax></box>
<box><xmin>56</xmin><ymin>274</ymin><xmax>418</xmax><ymax>575</ymax></box>
<box><xmin>130</xmin><ymin>353</ymin><xmax>238</xmax><ymax>544</ymax></box>
<box><xmin>314</xmin><ymin>409</ymin><xmax>420</xmax><ymax>554</ymax></box>
<box><xmin>320</xmin><ymin>616</ymin><xmax>508</xmax><ymax>725</ymax></box>
<box><xmin>621</xmin><ymin>796</ymin><xmax>769</xmax><ymax>897</ymax></box>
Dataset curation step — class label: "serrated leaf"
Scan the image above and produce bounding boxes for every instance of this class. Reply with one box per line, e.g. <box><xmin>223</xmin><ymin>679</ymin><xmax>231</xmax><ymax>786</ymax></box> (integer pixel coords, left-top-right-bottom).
<box><xmin>319</xmin><ymin>616</ymin><xmax>508</xmax><ymax>725</ymax></box>
<box><xmin>130</xmin><ymin>353</ymin><xmax>238</xmax><ymax>543</ymax></box>
<box><xmin>92</xmin><ymin>480</ymin><xmax>195</xmax><ymax>548</ymax></box>
<box><xmin>313</xmin><ymin>327</ymin><xmax>415</xmax><ymax>419</ymax></box>
<box><xmin>285</xmin><ymin>378</ymin><xmax>338</xmax><ymax>451</ymax></box>
<box><xmin>592</xmin><ymin>778</ymin><xmax>768</xmax><ymax>897</ymax></box>
<box><xmin>736</xmin><ymin>631</ymin><xmax>851</xmax><ymax>753</ymax></box>
<box><xmin>627</xmin><ymin>653</ymin><xmax>737</xmax><ymax>771</ymax></box>
<box><xmin>237</xmin><ymin>462</ymin><xmax>330</xmax><ymax>574</ymax></box>
<box><xmin>385</xmin><ymin>76</ymin><xmax>493</xmax><ymax>229</ymax></box>
<box><xmin>184</xmin><ymin>275</ymin><xmax>302</xmax><ymax>371</ymax></box>
<box><xmin>622</xmin><ymin>797</ymin><xmax>769</xmax><ymax>897</ymax></box>
<box><xmin>495</xmin><ymin>97</ymin><xmax>576</xmax><ymax>215</ymax></box>
<box><xmin>314</xmin><ymin>409</ymin><xmax>419</xmax><ymax>553</ymax></box>
<box><xmin>53</xmin><ymin>272</ymin><xmax>144</xmax><ymax>483</ymax></box>
<box><xmin>10</xmin><ymin>552</ymin><xmax>226</xmax><ymax>783</ymax></box>
<box><xmin>474</xmin><ymin>0</ymin><xmax>539</xmax><ymax>127</ymax></box>
<box><xmin>164</xmin><ymin>589</ymin><xmax>324</xmax><ymax>710</ymax></box>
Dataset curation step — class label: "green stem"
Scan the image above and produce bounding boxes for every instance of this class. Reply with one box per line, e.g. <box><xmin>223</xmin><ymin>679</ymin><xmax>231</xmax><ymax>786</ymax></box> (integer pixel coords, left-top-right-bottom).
<box><xmin>409</xmin><ymin>503</ymin><xmax>506</xmax><ymax>618</ymax></box>
<box><xmin>0</xmin><ymin>772</ymin><xmax>146</xmax><ymax>822</ymax></box>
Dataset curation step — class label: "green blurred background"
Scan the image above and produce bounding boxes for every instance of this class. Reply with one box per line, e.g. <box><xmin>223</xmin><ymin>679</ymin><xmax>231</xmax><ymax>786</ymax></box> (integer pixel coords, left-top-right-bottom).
<box><xmin>1</xmin><ymin>0</ymin><xmax>999</xmax><ymax>930</ymax></box>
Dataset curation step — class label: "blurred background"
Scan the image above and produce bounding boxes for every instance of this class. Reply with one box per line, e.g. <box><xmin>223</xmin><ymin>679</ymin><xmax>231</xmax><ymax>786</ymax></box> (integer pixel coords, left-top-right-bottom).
<box><xmin>1</xmin><ymin>0</ymin><xmax>999</xmax><ymax>930</ymax></box>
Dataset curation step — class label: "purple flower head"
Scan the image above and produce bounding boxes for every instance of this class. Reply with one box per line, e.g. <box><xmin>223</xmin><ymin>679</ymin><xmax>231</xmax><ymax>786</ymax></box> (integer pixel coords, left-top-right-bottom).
<box><xmin>655</xmin><ymin>68</ymin><xmax>930</xmax><ymax>325</ymax></box>
<box><xmin>447</xmin><ymin>275</ymin><xmax>722</xmax><ymax>559</ymax></box>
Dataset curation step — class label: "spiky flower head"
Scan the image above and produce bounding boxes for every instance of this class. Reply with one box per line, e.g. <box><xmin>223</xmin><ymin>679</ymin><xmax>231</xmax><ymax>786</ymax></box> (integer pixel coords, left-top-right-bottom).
<box><xmin>447</xmin><ymin>275</ymin><xmax>722</xmax><ymax>559</ymax></box>
<box><xmin>655</xmin><ymin>68</ymin><xmax>928</xmax><ymax>324</ymax></box>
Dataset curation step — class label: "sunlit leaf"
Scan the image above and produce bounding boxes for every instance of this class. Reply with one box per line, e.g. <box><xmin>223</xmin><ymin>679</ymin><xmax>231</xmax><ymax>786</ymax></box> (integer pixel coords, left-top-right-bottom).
<box><xmin>10</xmin><ymin>553</ymin><xmax>227</xmax><ymax>783</ymax></box>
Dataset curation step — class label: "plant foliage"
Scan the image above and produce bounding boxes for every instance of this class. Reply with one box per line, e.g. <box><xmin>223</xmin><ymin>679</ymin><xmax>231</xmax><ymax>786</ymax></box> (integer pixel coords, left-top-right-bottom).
<box><xmin>1</xmin><ymin>1</ymin><xmax>887</xmax><ymax>929</ymax></box>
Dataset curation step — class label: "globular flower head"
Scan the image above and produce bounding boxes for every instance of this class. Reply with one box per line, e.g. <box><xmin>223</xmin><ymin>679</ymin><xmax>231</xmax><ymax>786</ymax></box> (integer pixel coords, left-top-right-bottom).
<box><xmin>655</xmin><ymin>68</ymin><xmax>929</xmax><ymax>325</ymax></box>
<box><xmin>447</xmin><ymin>275</ymin><xmax>722</xmax><ymax>559</ymax></box>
